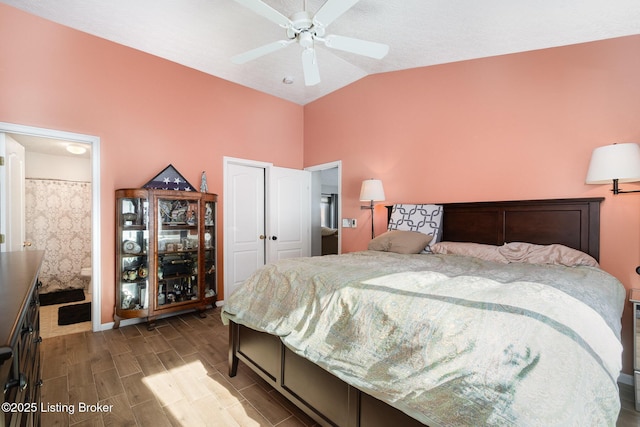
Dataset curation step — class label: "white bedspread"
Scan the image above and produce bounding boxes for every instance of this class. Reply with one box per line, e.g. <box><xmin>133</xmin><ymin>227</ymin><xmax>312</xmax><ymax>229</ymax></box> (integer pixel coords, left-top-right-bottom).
<box><xmin>222</xmin><ymin>251</ymin><xmax>625</xmax><ymax>426</ymax></box>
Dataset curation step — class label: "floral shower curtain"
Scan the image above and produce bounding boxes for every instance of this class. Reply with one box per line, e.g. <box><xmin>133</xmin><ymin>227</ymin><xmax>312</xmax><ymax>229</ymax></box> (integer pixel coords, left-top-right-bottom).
<box><xmin>25</xmin><ymin>179</ymin><xmax>92</xmax><ymax>293</ymax></box>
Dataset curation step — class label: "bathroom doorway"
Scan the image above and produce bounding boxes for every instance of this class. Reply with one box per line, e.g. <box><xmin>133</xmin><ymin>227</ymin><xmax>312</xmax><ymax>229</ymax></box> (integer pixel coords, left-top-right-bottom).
<box><xmin>306</xmin><ymin>161</ymin><xmax>341</xmax><ymax>256</ymax></box>
<box><xmin>0</xmin><ymin>122</ymin><xmax>101</xmax><ymax>336</ymax></box>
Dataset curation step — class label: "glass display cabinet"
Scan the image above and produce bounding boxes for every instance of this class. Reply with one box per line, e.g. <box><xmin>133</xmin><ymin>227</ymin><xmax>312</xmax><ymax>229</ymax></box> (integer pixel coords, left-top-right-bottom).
<box><xmin>115</xmin><ymin>188</ymin><xmax>217</xmax><ymax>329</ymax></box>
<box><xmin>115</xmin><ymin>189</ymin><xmax>150</xmax><ymax>324</ymax></box>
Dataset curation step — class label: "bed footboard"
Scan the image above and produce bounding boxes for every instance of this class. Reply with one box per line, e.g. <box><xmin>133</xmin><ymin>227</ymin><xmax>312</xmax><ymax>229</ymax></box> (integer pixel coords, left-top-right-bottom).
<box><xmin>228</xmin><ymin>322</ymin><xmax>424</xmax><ymax>427</ymax></box>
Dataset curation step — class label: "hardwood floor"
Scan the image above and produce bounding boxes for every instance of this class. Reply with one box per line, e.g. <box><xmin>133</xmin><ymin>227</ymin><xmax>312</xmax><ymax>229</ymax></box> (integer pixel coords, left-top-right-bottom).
<box><xmin>40</xmin><ymin>307</ymin><xmax>319</xmax><ymax>427</ymax></box>
<box><xmin>40</xmin><ymin>306</ymin><xmax>640</xmax><ymax>426</ymax></box>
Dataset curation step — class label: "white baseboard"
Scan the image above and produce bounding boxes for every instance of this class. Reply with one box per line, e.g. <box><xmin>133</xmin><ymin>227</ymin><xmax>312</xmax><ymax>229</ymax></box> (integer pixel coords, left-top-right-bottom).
<box><xmin>96</xmin><ymin>301</ymin><xmax>225</xmax><ymax>331</ymax></box>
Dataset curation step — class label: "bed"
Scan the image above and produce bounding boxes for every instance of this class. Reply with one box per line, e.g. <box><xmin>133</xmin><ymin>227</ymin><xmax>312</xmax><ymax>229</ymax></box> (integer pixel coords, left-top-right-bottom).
<box><xmin>221</xmin><ymin>197</ymin><xmax>625</xmax><ymax>426</ymax></box>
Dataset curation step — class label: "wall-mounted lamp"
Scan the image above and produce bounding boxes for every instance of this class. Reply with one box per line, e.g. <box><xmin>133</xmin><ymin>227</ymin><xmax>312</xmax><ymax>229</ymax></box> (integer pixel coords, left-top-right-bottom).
<box><xmin>586</xmin><ymin>142</ymin><xmax>640</xmax><ymax>194</ymax></box>
<box><xmin>360</xmin><ymin>179</ymin><xmax>385</xmax><ymax>239</ymax></box>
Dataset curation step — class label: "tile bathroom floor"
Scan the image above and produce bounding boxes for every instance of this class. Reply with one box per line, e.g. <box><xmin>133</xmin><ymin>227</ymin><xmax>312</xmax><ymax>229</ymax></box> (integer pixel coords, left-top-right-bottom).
<box><xmin>40</xmin><ymin>291</ymin><xmax>93</xmax><ymax>339</ymax></box>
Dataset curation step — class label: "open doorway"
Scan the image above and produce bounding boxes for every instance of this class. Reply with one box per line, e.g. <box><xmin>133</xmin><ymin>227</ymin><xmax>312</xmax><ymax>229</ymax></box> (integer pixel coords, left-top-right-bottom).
<box><xmin>306</xmin><ymin>161</ymin><xmax>341</xmax><ymax>256</ymax></box>
<box><xmin>0</xmin><ymin>122</ymin><xmax>101</xmax><ymax>335</ymax></box>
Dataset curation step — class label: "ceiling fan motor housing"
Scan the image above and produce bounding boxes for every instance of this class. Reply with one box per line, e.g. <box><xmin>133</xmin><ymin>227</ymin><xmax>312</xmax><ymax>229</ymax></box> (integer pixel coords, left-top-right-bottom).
<box><xmin>286</xmin><ymin>11</ymin><xmax>325</xmax><ymax>42</ymax></box>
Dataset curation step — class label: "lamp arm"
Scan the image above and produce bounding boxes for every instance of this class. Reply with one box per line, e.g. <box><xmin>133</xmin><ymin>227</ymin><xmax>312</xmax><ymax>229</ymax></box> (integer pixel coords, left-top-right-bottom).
<box><xmin>612</xmin><ymin>179</ymin><xmax>640</xmax><ymax>194</ymax></box>
<box><xmin>360</xmin><ymin>200</ymin><xmax>376</xmax><ymax>238</ymax></box>
<box><xmin>370</xmin><ymin>200</ymin><xmax>375</xmax><ymax>239</ymax></box>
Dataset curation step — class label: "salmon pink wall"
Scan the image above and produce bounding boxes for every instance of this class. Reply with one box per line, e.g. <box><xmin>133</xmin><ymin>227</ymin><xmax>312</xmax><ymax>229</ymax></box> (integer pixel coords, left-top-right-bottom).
<box><xmin>304</xmin><ymin>35</ymin><xmax>640</xmax><ymax>375</ymax></box>
<box><xmin>0</xmin><ymin>4</ymin><xmax>304</xmax><ymax>323</ymax></box>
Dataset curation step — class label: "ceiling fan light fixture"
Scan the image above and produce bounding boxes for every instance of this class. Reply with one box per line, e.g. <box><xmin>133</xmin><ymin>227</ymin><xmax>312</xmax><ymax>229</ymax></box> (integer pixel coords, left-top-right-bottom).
<box><xmin>299</xmin><ymin>31</ymin><xmax>313</xmax><ymax>49</ymax></box>
<box><xmin>66</xmin><ymin>144</ymin><xmax>87</xmax><ymax>155</ymax></box>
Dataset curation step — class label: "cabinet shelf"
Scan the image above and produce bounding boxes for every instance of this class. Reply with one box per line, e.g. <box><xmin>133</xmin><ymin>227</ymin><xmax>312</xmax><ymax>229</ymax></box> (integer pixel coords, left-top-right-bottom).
<box><xmin>162</xmin><ymin>222</ymin><xmax>197</xmax><ymax>227</ymax></box>
<box><xmin>158</xmin><ymin>273</ymin><xmax>196</xmax><ymax>281</ymax></box>
<box><xmin>115</xmin><ymin>188</ymin><xmax>217</xmax><ymax>330</ymax></box>
<box><xmin>120</xmin><ymin>279</ymin><xmax>148</xmax><ymax>285</ymax></box>
<box><xmin>122</xmin><ymin>225</ymin><xmax>147</xmax><ymax>231</ymax></box>
<box><xmin>159</xmin><ymin>250</ymin><xmax>198</xmax><ymax>255</ymax></box>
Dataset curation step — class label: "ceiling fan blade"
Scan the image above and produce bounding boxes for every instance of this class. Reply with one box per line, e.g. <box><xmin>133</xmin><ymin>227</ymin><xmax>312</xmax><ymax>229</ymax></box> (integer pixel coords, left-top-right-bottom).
<box><xmin>232</xmin><ymin>40</ymin><xmax>293</xmax><ymax>64</ymax></box>
<box><xmin>313</xmin><ymin>0</ymin><xmax>360</xmax><ymax>28</ymax></box>
<box><xmin>232</xmin><ymin>0</ymin><xmax>291</xmax><ymax>27</ymax></box>
<box><xmin>322</xmin><ymin>34</ymin><xmax>389</xmax><ymax>59</ymax></box>
<box><xmin>301</xmin><ymin>48</ymin><xmax>320</xmax><ymax>86</ymax></box>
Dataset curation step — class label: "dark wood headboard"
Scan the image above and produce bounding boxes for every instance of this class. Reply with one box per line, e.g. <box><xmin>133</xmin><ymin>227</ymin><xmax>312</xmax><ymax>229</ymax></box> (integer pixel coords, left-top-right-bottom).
<box><xmin>386</xmin><ymin>198</ymin><xmax>604</xmax><ymax>261</ymax></box>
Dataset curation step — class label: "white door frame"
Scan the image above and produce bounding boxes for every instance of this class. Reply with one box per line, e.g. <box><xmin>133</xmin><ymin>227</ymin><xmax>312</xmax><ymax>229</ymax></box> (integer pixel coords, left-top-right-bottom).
<box><xmin>0</xmin><ymin>134</ymin><xmax>26</xmax><ymax>252</ymax></box>
<box><xmin>305</xmin><ymin>160</ymin><xmax>342</xmax><ymax>254</ymax></box>
<box><xmin>0</xmin><ymin>122</ymin><xmax>102</xmax><ymax>333</ymax></box>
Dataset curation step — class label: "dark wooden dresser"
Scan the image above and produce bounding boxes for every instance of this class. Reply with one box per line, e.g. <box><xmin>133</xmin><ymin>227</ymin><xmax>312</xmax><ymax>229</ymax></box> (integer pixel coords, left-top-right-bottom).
<box><xmin>1</xmin><ymin>251</ymin><xmax>44</xmax><ymax>427</ymax></box>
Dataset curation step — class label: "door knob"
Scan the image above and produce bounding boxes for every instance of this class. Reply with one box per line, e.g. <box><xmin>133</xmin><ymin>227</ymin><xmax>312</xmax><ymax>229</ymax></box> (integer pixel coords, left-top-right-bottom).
<box><xmin>259</xmin><ymin>235</ymin><xmax>267</xmax><ymax>240</ymax></box>
<box><xmin>23</xmin><ymin>241</ymin><xmax>32</xmax><ymax>247</ymax></box>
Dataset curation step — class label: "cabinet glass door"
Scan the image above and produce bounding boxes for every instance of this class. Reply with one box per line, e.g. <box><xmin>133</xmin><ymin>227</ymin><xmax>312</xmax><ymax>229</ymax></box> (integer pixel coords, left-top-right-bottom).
<box><xmin>203</xmin><ymin>199</ymin><xmax>216</xmax><ymax>299</ymax></box>
<box><xmin>118</xmin><ymin>196</ymin><xmax>149</xmax><ymax>311</ymax></box>
<box><xmin>156</xmin><ymin>197</ymin><xmax>199</xmax><ymax>308</ymax></box>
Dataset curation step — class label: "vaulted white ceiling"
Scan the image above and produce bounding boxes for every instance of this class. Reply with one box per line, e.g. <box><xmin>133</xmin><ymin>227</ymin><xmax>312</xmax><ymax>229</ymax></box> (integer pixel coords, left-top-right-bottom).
<box><xmin>3</xmin><ymin>0</ymin><xmax>640</xmax><ymax>105</ymax></box>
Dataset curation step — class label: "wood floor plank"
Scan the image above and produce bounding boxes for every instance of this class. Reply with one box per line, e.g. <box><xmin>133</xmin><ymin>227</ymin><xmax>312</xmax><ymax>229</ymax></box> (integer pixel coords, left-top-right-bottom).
<box><xmin>141</xmin><ymin>370</ymin><xmax>185</xmax><ymax>407</ymax></box>
<box><xmin>156</xmin><ymin>349</ymin><xmax>185</xmax><ymax>371</ymax></box>
<box><xmin>68</xmin><ymin>382</ymin><xmax>99</xmax><ymax>425</ymax></box>
<box><xmin>41</xmin><ymin>374</ymin><xmax>69</xmax><ymax>405</ymax></box>
<box><xmin>112</xmin><ymin>351</ymin><xmax>143</xmax><ymax>378</ymax></box>
<box><xmin>89</xmin><ymin>348</ymin><xmax>116</xmax><ymax>374</ymax></box>
<box><xmin>238</xmin><ymin>383</ymin><xmax>292</xmax><ymax>425</ymax></box>
<box><xmin>101</xmin><ymin>393</ymin><xmax>138</xmax><ymax>427</ymax></box>
<box><xmin>41</xmin><ymin>351</ymin><xmax>68</xmax><ymax>380</ymax></box>
<box><xmin>167</xmin><ymin>335</ymin><xmax>198</xmax><ymax>357</ymax></box>
<box><xmin>68</xmin><ymin>360</ymin><xmax>95</xmax><ymax>389</ymax></box>
<box><xmin>157</xmin><ymin>324</ymin><xmax>181</xmax><ymax>341</ymax></box>
<box><xmin>93</xmin><ymin>368</ymin><xmax>125</xmax><ymax>401</ymax></box>
<box><xmin>132</xmin><ymin>398</ymin><xmax>173</xmax><ymax>427</ymax></box>
<box><xmin>120</xmin><ymin>372</ymin><xmax>158</xmax><ymax>407</ymax></box>
<box><xmin>191</xmin><ymin>394</ymin><xmax>241</xmax><ymax>427</ymax></box>
<box><xmin>135</xmin><ymin>351</ymin><xmax>167</xmax><ymax>377</ymax></box>
<box><xmin>145</xmin><ymin>334</ymin><xmax>173</xmax><ymax>354</ymax></box>
<box><xmin>170</xmin><ymin>364</ymin><xmax>214</xmax><ymax>403</ymax></box>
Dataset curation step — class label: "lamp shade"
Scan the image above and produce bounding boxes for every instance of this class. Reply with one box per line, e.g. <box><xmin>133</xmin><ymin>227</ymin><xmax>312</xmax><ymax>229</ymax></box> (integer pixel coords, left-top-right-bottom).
<box><xmin>360</xmin><ymin>179</ymin><xmax>385</xmax><ymax>202</ymax></box>
<box><xmin>586</xmin><ymin>143</ymin><xmax>640</xmax><ymax>184</ymax></box>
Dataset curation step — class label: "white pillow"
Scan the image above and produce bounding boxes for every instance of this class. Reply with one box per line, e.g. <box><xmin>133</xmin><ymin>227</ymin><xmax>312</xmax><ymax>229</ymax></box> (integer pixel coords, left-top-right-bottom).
<box><xmin>430</xmin><ymin>242</ymin><xmax>509</xmax><ymax>263</ymax></box>
<box><xmin>498</xmin><ymin>242</ymin><xmax>599</xmax><ymax>267</ymax></box>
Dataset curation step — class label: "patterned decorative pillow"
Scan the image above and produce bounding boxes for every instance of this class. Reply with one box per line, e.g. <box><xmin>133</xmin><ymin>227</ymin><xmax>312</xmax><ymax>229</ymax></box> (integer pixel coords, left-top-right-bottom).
<box><xmin>387</xmin><ymin>204</ymin><xmax>444</xmax><ymax>246</ymax></box>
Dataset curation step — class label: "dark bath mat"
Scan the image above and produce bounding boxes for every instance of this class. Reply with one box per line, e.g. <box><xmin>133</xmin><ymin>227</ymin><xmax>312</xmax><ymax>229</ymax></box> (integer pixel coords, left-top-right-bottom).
<box><xmin>58</xmin><ymin>302</ymin><xmax>91</xmax><ymax>326</ymax></box>
<box><xmin>40</xmin><ymin>289</ymin><xmax>85</xmax><ymax>306</ymax></box>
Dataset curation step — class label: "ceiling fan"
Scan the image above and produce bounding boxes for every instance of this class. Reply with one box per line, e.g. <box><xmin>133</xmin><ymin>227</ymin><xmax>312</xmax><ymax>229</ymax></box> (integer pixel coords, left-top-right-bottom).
<box><xmin>231</xmin><ymin>0</ymin><xmax>389</xmax><ymax>86</ymax></box>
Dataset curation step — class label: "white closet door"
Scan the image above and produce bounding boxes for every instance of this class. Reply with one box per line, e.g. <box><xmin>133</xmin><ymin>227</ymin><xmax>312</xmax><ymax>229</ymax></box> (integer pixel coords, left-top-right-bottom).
<box><xmin>267</xmin><ymin>166</ymin><xmax>311</xmax><ymax>262</ymax></box>
<box><xmin>225</xmin><ymin>162</ymin><xmax>266</xmax><ymax>297</ymax></box>
<box><xmin>224</xmin><ymin>161</ymin><xmax>311</xmax><ymax>298</ymax></box>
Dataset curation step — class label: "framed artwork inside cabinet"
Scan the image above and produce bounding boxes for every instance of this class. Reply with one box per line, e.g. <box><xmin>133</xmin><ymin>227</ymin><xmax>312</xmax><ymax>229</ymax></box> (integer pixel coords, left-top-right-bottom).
<box><xmin>114</xmin><ymin>188</ymin><xmax>217</xmax><ymax>329</ymax></box>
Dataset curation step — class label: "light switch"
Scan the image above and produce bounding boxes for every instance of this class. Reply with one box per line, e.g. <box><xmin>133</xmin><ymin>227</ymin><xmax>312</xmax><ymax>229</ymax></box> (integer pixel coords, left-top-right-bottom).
<box><xmin>342</xmin><ymin>218</ymin><xmax>357</xmax><ymax>228</ymax></box>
